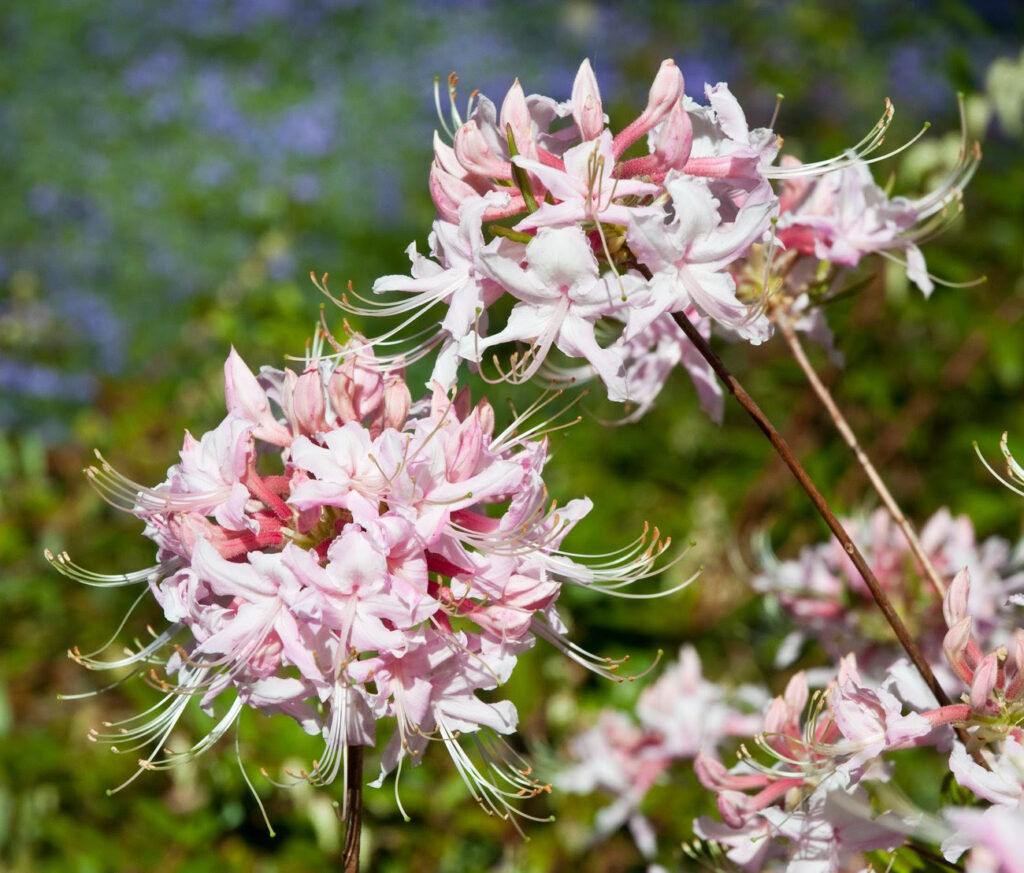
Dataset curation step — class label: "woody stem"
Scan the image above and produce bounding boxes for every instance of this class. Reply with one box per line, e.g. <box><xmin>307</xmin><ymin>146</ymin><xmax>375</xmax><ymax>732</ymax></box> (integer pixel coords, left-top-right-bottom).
<box><xmin>669</xmin><ymin>310</ymin><xmax>953</xmax><ymax>709</ymax></box>
<box><xmin>342</xmin><ymin>745</ymin><xmax>363</xmax><ymax>873</ymax></box>
<box><xmin>775</xmin><ymin>311</ymin><xmax>947</xmax><ymax>598</ymax></box>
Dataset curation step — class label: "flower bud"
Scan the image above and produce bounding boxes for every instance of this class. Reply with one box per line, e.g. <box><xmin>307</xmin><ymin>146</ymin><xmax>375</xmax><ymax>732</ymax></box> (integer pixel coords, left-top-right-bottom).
<box><xmin>613</xmin><ymin>59</ymin><xmax>685</xmax><ymax>157</ymax></box>
<box><xmin>224</xmin><ymin>347</ymin><xmax>292</xmax><ymax>446</ymax></box>
<box><xmin>943</xmin><ymin>616</ymin><xmax>975</xmax><ymax>685</ymax></box>
<box><xmin>645</xmin><ymin>59</ymin><xmax>685</xmax><ymax>122</ymax></box>
<box><xmin>429</xmin><ymin>160</ymin><xmax>479</xmax><ymax>223</ymax></box>
<box><xmin>290</xmin><ymin>367</ymin><xmax>327</xmax><ymax>436</ymax></box>
<box><xmin>970</xmin><ymin>652</ymin><xmax>999</xmax><ymax>711</ymax></box>
<box><xmin>473</xmin><ymin>398</ymin><xmax>495</xmax><ymax>438</ymax></box>
<box><xmin>571</xmin><ymin>59</ymin><xmax>604</xmax><ymax>141</ymax></box>
<box><xmin>694</xmin><ymin>751</ymin><xmax>729</xmax><ymax>789</ymax></box>
<box><xmin>943</xmin><ymin>567</ymin><xmax>971</xmax><ymax>627</ymax></box>
<box><xmin>454</xmin><ymin>119</ymin><xmax>510</xmax><ymax>178</ymax></box>
<box><xmin>652</xmin><ymin>99</ymin><xmax>693</xmax><ymax>170</ymax></box>
<box><xmin>717</xmin><ymin>790</ymin><xmax>754</xmax><ymax>829</ymax></box>
<box><xmin>499</xmin><ymin>79</ymin><xmax>535</xmax><ymax>158</ymax></box>
<box><xmin>446</xmin><ymin>412</ymin><xmax>484</xmax><ymax>482</ymax></box>
<box><xmin>382</xmin><ymin>376</ymin><xmax>411</xmax><ymax>431</ymax></box>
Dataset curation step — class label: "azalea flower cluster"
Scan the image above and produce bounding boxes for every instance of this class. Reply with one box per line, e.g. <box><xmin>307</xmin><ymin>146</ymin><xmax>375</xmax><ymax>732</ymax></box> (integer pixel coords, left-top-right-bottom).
<box><xmin>560</xmin><ymin>438</ymin><xmax>1024</xmax><ymax>871</ymax></box>
<box><xmin>722</xmin><ymin>562</ymin><xmax>1024</xmax><ymax>873</ymax></box>
<box><xmin>55</xmin><ymin>53</ymin><xmax>1003</xmax><ymax>870</ymax></box>
<box><xmin>343</xmin><ymin>59</ymin><xmax>973</xmax><ymax>421</ymax></box>
<box><xmin>559</xmin><ymin>646</ymin><xmax>765</xmax><ymax>865</ymax></box>
<box><xmin>755</xmin><ymin>506</ymin><xmax>1024</xmax><ymax>684</ymax></box>
<box><xmin>53</xmin><ymin>336</ymin><xmax>671</xmax><ymax>818</ymax></box>
<box><xmin>693</xmin><ymin>654</ymin><xmax>939</xmax><ymax>872</ymax></box>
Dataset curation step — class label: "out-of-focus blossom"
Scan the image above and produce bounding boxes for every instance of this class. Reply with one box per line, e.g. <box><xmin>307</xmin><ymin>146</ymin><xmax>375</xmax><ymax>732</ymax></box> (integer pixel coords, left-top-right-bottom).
<box><xmin>52</xmin><ymin>336</ymin><xmax>675</xmax><ymax>824</ymax></box>
<box><xmin>559</xmin><ymin>645</ymin><xmax>765</xmax><ymax>862</ymax></box>
<box><xmin>775</xmin><ymin>154</ymin><xmax>975</xmax><ymax>298</ymax></box>
<box><xmin>755</xmin><ymin>507</ymin><xmax>1024</xmax><ymax>686</ymax></box>
<box><xmin>945</xmin><ymin>805</ymin><xmax>1024</xmax><ymax>873</ymax></box>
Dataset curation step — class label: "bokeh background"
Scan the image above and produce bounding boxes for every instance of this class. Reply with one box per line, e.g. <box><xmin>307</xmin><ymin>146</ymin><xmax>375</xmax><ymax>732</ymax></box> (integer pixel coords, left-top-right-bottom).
<box><xmin>3</xmin><ymin>1</ymin><xmax>1023</xmax><ymax>870</ymax></box>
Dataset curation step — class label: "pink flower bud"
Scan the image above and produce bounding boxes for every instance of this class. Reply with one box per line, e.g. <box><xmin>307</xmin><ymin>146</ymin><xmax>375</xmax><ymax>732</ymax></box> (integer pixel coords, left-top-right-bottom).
<box><xmin>473</xmin><ymin>398</ymin><xmax>495</xmax><ymax>438</ymax></box>
<box><xmin>499</xmin><ymin>79</ymin><xmax>535</xmax><ymax>159</ymax></box>
<box><xmin>694</xmin><ymin>751</ymin><xmax>727</xmax><ymax>789</ymax></box>
<box><xmin>943</xmin><ymin>616</ymin><xmax>976</xmax><ymax>685</ymax></box>
<box><xmin>1013</xmin><ymin>630</ymin><xmax>1024</xmax><ymax>677</ymax></box>
<box><xmin>446</xmin><ymin>412</ymin><xmax>484</xmax><ymax>482</ymax></box>
<box><xmin>970</xmin><ymin>652</ymin><xmax>999</xmax><ymax>711</ymax></box>
<box><xmin>224</xmin><ymin>347</ymin><xmax>292</xmax><ymax>446</ymax></box>
<box><xmin>651</xmin><ymin>99</ymin><xmax>693</xmax><ymax>170</ymax></box>
<box><xmin>1005</xmin><ymin>630</ymin><xmax>1024</xmax><ymax>700</ymax></box>
<box><xmin>613</xmin><ymin>59</ymin><xmax>685</xmax><ymax>158</ymax></box>
<box><xmin>382</xmin><ymin>376</ymin><xmax>411</xmax><ymax>432</ymax></box>
<box><xmin>645</xmin><ymin>58</ymin><xmax>685</xmax><ymax>122</ymax></box>
<box><xmin>290</xmin><ymin>367</ymin><xmax>327</xmax><ymax>436</ymax></box>
<box><xmin>429</xmin><ymin>160</ymin><xmax>479</xmax><ymax>223</ymax></box>
<box><xmin>943</xmin><ymin>567</ymin><xmax>971</xmax><ymax>627</ymax></box>
<box><xmin>328</xmin><ymin>355</ymin><xmax>385</xmax><ymax>425</ymax></box>
<box><xmin>453</xmin><ymin>119</ymin><xmax>510</xmax><ymax>179</ymax></box>
<box><xmin>717</xmin><ymin>789</ymin><xmax>755</xmax><ymax>829</ymax></box>
<box><xmin>571</xmin><ymin>59</ymin><xmax>604</xmax><ymax>141</ymax></box>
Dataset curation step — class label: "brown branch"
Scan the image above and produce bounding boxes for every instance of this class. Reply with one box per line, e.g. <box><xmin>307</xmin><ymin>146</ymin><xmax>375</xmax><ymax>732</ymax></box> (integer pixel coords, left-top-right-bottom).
<box><xmin>774</xmin><ymin>312</ymin><xmax>947</xmax><ymax>599</ymax></box>
<box><xmin>342</xmin><ymin>745</ymin><xmax>363</xmax><ymax>873</ymax></box>
<box><xmin>670</xmin><ymin>311</ymin><xmax>954</xmax><ymax>709</ymax></box>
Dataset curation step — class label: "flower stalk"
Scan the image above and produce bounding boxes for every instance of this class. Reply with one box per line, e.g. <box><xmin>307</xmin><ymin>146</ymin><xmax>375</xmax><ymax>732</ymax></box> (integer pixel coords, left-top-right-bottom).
<box><xmin>668</xmin><ymin>309</ymin><xmax>954</xmax><ymax>709</ymax></box>
<box><xmin>342</xmin><ymin>744</ymin><xmax>363</xmax><ymax>873</ymax></box>
<box><xmin>774</xmin><ymin>310</ymin><xmax>948</xmax><ymax>598</ymax></box>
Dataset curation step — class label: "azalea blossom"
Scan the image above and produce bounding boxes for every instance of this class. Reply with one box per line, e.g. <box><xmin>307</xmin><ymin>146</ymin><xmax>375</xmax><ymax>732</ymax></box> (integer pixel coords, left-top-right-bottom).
<box><xmin>52</xmin><ymin>336</ymin><xmax>677</xmax><ymax>824</ymax></box>
<box><xmin>345</xmin><ymin>58</ymin><xmax>780</xmax><ymax>415</ymax></box>
<box><xmin>692</xmin><ymin>656</ymin><xmax>941</xmax><ymax>873</ymax></box>
<box><xmin>755</xmin><ymin>507</ymin><xmax>1024</xmax><ymax>685</ymax></box>
<box><xmin>559</xmin><ymin>645</ymin><xmax>764</xmax><ymax>863</ymax></box>
<box><xmin>341</xmin><ymin>58</ymin><xmax>975</xmax><ymax>424</ymax></box>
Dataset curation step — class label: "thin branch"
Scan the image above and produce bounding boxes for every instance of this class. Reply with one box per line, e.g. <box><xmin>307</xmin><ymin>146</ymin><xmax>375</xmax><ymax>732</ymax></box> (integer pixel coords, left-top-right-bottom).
<box><xmin>774</xmin><ymin>312</ymin><xmax>947</xmax><ymax>599</ymax></box>
<box><xmin>342</xmin><ymin>745</ymin><xmax>363</xmax><ymax>873</ymax></box>
<box><xmin>669</xmin><ymin>311</ymin><xmax>954</xmax><ymax>709</ymax></box>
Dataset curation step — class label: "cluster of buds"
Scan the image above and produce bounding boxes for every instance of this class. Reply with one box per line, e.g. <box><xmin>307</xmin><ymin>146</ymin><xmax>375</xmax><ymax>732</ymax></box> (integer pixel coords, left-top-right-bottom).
<box><xmin>341</xmin><ymin>59</ymin><xmax>974</xmax><ymax>421</ymax></box>
<box><xmin>52</xmin><ymin>335</ymin><xmax>673</xmax><ymax>820</ymax></box>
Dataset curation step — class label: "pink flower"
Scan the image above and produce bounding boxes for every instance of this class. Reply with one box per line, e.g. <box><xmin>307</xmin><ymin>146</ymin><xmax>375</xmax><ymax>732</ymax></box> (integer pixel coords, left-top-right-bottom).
<box><xmin>343</xmin><ymin>58</ymin><xmax>782</xmax><ymax>418</ymax></box>
<box><xmin>693</xmin><ymin>656</ymin><xmax>936</xmax><ymax>870</ymax></box>
<box><xmin>755</xmin><ymin>507</ymin><xmax>1024</xmax><ymax>685</ymax></box>
<box><xmin>57</xmin><ymin>338</ymin><xmax>672</xmax><ymax>821</ymax></box>
<box><xmin>945</xmin><ymin>805</ymin><xmax>1024</xmax><ymax>873</ymax></box>
<box><xmin>472</xmin><ymin>225</ymin><xmax>630</xmax><ymax>397</ymax></box>
<box><xmin>560</xmin><ymin>646</ymin><xmax>765</xmax><ymax>862</ymax></box>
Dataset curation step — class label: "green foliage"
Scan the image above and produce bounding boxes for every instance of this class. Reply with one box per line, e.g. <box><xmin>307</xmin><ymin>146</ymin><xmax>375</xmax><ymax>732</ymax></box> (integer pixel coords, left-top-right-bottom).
<box><xmin>2</xmin><ymin>1</ymin><xmax>1022</xmax><ymax>870</ymax></box>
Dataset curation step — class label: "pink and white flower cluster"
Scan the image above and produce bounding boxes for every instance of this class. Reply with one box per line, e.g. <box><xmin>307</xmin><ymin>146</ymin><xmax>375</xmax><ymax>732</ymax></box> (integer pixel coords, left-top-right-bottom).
<box><xmin>693</xmin><ymin>654</ymin><xmax>954</xmax><ymax>872</ymax></box>
<box><xmin>755</xmin><ymin>507</ymin><xmax>1024</xmax><ymax>686</ymax></box>
<box><xmin>343</xmin><ymin>60</ymin><xmax>972</xmax><ymax>420</ymax></box>
<box><xmin>55</xmin><ymin>337</ymin><xmax>669</xmax><ymax>816</ymax></box>
<box><xmin>346</xmin><ymin>58</ymin><xmax>781</xmax><ymax>420</ymax></box>
<box><xmin>559</xmin><ymin>645</ymin><xmax>764</xmax><ymax>864</ymax></box>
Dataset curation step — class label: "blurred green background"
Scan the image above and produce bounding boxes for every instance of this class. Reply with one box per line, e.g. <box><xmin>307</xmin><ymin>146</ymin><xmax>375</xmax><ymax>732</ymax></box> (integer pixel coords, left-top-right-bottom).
<box><xmin>2</xmin><ymin>1</ymin><xmax>1023</xmax><ymax>870</ymax></box>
